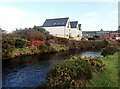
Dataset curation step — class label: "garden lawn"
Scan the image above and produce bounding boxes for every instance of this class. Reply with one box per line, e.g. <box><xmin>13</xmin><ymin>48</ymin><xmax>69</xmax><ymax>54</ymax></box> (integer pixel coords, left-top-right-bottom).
<box><xmin>86</xmin><ymin>52</ymin><xmax>119</xmax><ymax>87</ymax></box>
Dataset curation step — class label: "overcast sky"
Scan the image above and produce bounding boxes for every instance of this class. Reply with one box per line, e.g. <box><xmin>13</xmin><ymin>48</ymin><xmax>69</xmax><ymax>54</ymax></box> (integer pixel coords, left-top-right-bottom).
<box><xmin>0</xmin><ymin>1</ymin><xmax>118</xmax><ymax>32</ymax></box>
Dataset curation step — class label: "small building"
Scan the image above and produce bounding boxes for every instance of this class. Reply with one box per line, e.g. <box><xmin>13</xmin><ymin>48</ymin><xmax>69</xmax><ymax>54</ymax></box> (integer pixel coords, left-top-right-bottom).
<box><xmin>42</xmin><ymin>17</ymin><xmax>71</xmax><ymax>39</ymax></box>
<box><xmin>42</xmin><ymin>17</ymin><xmax>82</xmax><ymax>40</ymax></box>
<box><xmin>82</xmin><ymin>31</ymin><xmax>97</xmax><ymax>38</ymax></box>
<box><xmin>70</xmin><ymin>21</ymin><xmax>82</xmax><ymax>40</ymax></box>
<box><xmin>83</xmin><ymin>29</ymin><xmax>119</xmax><ymax>40</ymax></box>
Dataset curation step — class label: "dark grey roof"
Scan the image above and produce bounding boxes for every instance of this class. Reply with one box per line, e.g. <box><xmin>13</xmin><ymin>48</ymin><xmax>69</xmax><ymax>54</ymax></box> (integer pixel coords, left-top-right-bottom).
<box><xmin>42</xmin><ymin>17</ymin><xmax>69</xmax><ymax>27</ymax></box>
<box><xmin>70</xmin><ymin>21</ymin><xmax>78</xmax><ymax>28</ymax></box>
<box><xmin>100</xmin><ymin>29</ymin><xmax>103</xmax><ymax>31</ymax></box>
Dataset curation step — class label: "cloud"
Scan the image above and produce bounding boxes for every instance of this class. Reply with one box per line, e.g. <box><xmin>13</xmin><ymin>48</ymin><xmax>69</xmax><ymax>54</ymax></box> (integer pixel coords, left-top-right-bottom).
<box><xmin>0</xmin><ymin>5</ymin><xmax>27</xmax><ymax>32</ymax></box>
<box><xmin>0</xmin><ymin>2</ymin><xmax>117</xmax><ymax>33</ymax></box>
<box><xmin>0</xmin><ymin>5</ymin><xmax>45</xmax><ymax>32</ymax></box>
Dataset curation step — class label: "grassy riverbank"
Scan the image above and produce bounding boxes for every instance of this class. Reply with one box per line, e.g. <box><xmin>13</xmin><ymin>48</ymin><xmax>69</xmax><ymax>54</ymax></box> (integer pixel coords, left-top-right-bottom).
<box><xmin>86</xmin><ymin>52</ymin><xmax>119</xmax><ymax>87</ymax></box>
<box><xmin>2</xmin><ymin>34</ymin><xmax>108</xmax><ymax>59</ymax></box>
<box><xmin>37</xmin><ymin>51</ymin><xmax>119</xmax><ymax>88</ymax></box>
<box><xmin>2</xmin><ymin>26</ymin><xmax>120</xmax><ymax>59</ymax></box>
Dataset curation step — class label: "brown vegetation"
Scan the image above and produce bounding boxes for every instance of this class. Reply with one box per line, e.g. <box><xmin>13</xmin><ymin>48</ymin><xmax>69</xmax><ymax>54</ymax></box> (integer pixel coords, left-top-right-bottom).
<box><xmin>2</xmin><ymin>27</ymin><xmax>112</xmax><ymax>59</ymax></box>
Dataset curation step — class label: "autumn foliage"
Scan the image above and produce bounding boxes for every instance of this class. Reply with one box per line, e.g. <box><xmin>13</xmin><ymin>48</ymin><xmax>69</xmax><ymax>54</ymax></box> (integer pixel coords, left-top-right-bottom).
<box><xmin>31</xmin><ymin>41</ymin><xmax>44</xmax><ymax>46</ymax></box>
<box><xmin>13</xmin><ymin>28</ymin><xmax>46</xmax><ymax>41</ymax></box>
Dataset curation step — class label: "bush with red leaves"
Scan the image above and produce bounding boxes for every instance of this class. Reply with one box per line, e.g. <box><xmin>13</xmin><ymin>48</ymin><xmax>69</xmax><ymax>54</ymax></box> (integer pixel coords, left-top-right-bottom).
<box><xmin>13</xmin><ymin>28</ymin><xmax>46</xmax><ymax>41</ymax></box>
<box><xmin>31</xmin><ymin>41</ymin><xmax>44</xmax><ymax>46</ymax></box>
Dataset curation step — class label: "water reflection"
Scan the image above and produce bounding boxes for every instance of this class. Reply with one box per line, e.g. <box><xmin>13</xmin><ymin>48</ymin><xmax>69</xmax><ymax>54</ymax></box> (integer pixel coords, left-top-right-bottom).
<box><xmin>2</xmin><ymin>50</ymin><xmax>102</xmax><ymax>87</ymax></box>
<box><xmin>80</xmin><ymin>51</ymin><xmax>103</xmax><ymax>58</ymax></box>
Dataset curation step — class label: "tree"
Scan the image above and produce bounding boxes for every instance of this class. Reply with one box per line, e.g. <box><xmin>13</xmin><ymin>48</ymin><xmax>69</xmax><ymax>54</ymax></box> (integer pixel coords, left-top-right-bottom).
<box><xmin>34</xmin><ymin>26</ymin><xmax>51</xmax><ymax>40</ymax></box>
<box><xmin>34</xmin><ymin>26</ymin><xmax>47</xmax><ymax>33</ymax></box>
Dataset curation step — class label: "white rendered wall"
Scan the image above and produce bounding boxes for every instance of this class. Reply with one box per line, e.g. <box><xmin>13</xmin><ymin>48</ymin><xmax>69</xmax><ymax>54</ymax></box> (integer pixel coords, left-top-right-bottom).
<box><xmin>70</xmin><ymin>28</ymin><xmax>82</xmax><ymax>40</ymax></box>
<box><xmin>65</xmin><ymin>19</ymin><xmax>71</xmax><ymax>38</ymax></box>
<box><xmin>44</xmin><ymin>26</ymin><xmax>69</xmax><ymax>38</ymax></box>
<box><xmin>43</xmin><ymin>19</ymin><xmax>71</xmax><ymax>39</ymax></box>
<box><xmin>70</xmin><ymin>28</ymin><xmax>78</xmax><ymax>37</ymax></box>
<box><xmin>78</xmin><ymin>30</ymin><xmax>83</xmax><ymax>40</ymax></box>
<box><xmin>43</xmin><ymin>18</ymin><xmax>82</xmax><ymax>40</ymax></box>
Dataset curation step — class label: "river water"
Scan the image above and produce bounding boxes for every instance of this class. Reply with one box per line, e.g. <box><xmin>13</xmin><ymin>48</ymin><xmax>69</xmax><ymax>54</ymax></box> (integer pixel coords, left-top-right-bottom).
<box><xmin>2</xmin><ymin>50</ymin><xmax>102</xmax><ymax>88</ymax></box>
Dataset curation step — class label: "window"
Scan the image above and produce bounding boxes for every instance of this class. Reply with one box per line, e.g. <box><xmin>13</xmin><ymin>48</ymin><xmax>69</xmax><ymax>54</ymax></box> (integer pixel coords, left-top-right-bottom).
<box><xmin>54</xmin><ymin>23</ymin><xmax>56</xmax><ymax>25</ymax></box>
<box><xmin>57</xmin><ymin>23</ymin><xmax>60</xmax><ymax>25</ymax></box>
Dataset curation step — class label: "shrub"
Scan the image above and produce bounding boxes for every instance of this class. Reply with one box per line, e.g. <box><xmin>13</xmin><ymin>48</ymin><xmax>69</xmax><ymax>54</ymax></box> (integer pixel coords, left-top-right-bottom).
<box><xmin>93</xmin><ymin>35</ymin><xmax>101</xmax><ymax>39</ymax></box>
<box><xmin>31</xmin><ymin>41</ymin><xmax>44</xmax><ymax>46</ymax></box>
<box><xmin>15</xmin><ymin>39</ymin><xmax>25</xmax><ymax>48</ymax></box>
<box><xmin>79</xmin><ymin>40</ymin><xmax>108</xmax><ymax>50</ymax></box>
<box><xmin>101</xmin><ymin>46</ymin><xmax>119</xmax><ymax>56</ymax></box>
<box><xmin>83</xmin><ymin>57</ymin><xmax>105</xmax><ymax>72</ymax></box>
<box><xmin>37</xmin><ymin>44</ymin><xmax>48</xmax><ymax>52</ymax></box>
<box><xmin>47</xmin><ymin>59</ymin><xmax>92</xmax><ymax>88</ymax></box>
<box><xmin>25</xmin><ymin>40</ymin><xmax>31</xmax><ymax>47</ymax></box>
<box><xmin>46</xmin><ymin>56</ymin><xmax>105</xmax><ymax>88</ymax></box>
<box><xmin>34</xmin><ymin>26</ymin><xmax>47</xmax><ymax>33</ymax></box>
<box><xmin>13</xmin><ymin>28</ymin><xmax>46</xmax><ymax>41</ymax></box>
<box><xmin>34</xmin><ymin>26</ymin><xmax>51</xmax><ymax>41</ymax></box>
<box><xmin>88</xmin><ymin>38</ymin><xmax>95</xmax><ymax>40</ymax></box>
<box><xmin>2</xmin><ymin>37</ymin><xmax>16</xmax><ymax>58</ymax></box>
<box><xmin>57</xmin><ymin>37</ymin><xmax>69</xmax><ymax>46</ymax></box>
<box><xmin>45</xmin><ymin>41</ymin><xmax>51</xmax><ymax>46</ymax></box>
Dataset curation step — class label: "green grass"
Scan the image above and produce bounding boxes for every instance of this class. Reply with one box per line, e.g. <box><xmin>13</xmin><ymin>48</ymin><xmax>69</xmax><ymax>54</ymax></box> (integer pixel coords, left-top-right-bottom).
<box><xmin>86</xmin><ymin>52</ymin><xmax>119</xmax><ymax>87</ymax></box>
<box><xmin>37</xmin><ymin>51</ymin><xmax>119</xmax><ymax>89</ymax></box>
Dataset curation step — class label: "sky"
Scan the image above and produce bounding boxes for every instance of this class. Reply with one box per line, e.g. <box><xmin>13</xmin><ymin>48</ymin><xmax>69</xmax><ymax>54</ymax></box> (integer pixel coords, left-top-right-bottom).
<box><xmin>0</xmin><ymin>1</ymin><xmax>118</xmax><ymax>32</ymax></box>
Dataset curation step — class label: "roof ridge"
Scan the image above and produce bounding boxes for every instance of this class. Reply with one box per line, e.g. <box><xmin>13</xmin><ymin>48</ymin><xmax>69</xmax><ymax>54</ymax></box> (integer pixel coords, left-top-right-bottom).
<box><xmin>70</xmin><ymin>21</ymin><xmax>78</xmax><ymax>22</ymax></box>
<box><xmin>46</xmin><ymin>17</ymin><xmax>69</xmax><ymax>20</ymax></box>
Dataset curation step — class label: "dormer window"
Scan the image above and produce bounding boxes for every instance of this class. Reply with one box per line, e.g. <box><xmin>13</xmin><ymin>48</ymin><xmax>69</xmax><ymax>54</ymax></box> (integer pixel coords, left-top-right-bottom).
<box><xmin>57</xmin><ymin>23</ymin><xmax>60</xmax><ymax>25</ymax></box>
<box><xmin>54</xmin><ymin>23</ymin><xmax>56</xmax><ymax>25</ymax></box>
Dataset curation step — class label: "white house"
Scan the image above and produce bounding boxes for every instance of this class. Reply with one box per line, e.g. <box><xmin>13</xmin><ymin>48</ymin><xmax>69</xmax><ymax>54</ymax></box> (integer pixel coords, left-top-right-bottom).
<box><xmin>42</xmin><ymin>17</ymin><xmax>82</xmax><ymax>40</ymax></box>
<box><xmin>42</xmin><ymin>17</ymin><xmax>71</xmax><ymax>39</ymax></box>
<box><xmin>70</xmin><ymin>21</ymin><xmax>82</xmax><ymax>40</ymax></box>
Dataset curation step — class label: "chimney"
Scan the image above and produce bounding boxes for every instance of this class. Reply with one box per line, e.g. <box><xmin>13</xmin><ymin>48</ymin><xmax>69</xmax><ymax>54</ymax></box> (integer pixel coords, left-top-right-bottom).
<box><xmin>78</xmin><ymin>24</ymin><xmax>81</xmax><ymax>30</ymax></box>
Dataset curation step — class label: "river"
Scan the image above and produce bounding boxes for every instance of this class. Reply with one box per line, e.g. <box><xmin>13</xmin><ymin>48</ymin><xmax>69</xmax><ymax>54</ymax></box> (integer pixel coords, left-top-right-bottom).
<box><xmin>2</xmin><ymin>50</ymin><xmax>102</xmax><ymax>88</ymax></box>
